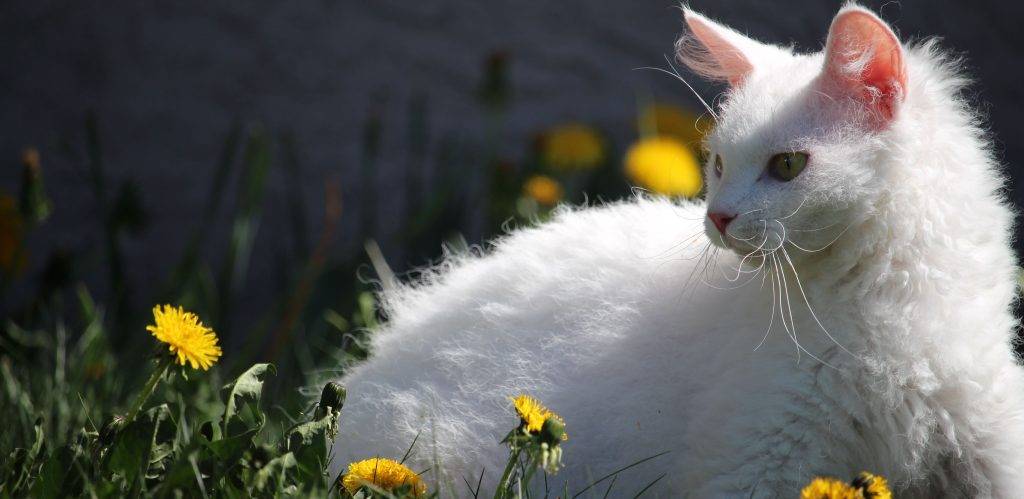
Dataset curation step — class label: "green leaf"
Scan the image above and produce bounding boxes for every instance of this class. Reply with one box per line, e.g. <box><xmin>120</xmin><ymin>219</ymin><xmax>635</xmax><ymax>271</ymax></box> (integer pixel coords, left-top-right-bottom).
<box><xmin>31</xmin><ymin>446</ymin><xmax>81</xmax><ymax>498</ymax></box>
<box><xmin>251</xmin><ymin>451</ymin><xmax>297</xmax><ymax>492</ymax></box>
<box><xmin>104</xmin><ymin>404</ymin><xmax>172</xmax><ymax>492</ymax></box>
<box><xmin>285</xmin><ymin>411</ymin><xmax>338</xmax><ymax>483</ymax></box>
<box><xmin>201</xmin><ymin>425</ymin><xmax>259</xmax><ymax>464</ymax></box>
<box><xmin>221</xmin><ymin>363</ymin><xmax>275</xmax><ymax>436</ymax></box>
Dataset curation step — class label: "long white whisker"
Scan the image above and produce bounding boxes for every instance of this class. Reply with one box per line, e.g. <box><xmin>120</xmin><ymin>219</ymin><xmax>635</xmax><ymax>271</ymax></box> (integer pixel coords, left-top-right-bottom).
<box><xmin>754</xmin><ymin>260</ymin><xmax>777</xmax><ymax>351</ymax></box>
<box><xmin>665</xmin><ymin>55</ymin><xmax>720</xmax><ymax>123</ymax></box>
<box><xmin>722</xmin><ymin>231</ymin><xmax>769</xmax><ymax>282</ymax></box>
<box><xmin>779</xmin><ymin>196</ymin><xmax>810</xmax><ymax>220</ymax></box>
<box><xmin>781</xmin><ymin>246</ymin><xmax>854</xmax><ymax>358</ymax></box>
<box><xmin>789</xmin><ymin>220</ymin><xmax>843</xmax><ymax>232</ymax></box>
<box><xmin>775</xmin><ymin>251</ymin><xmax>838</xmax><ymax>369</ymax></box>
<box><xmin>786</xmin><ymin>222</ymin><xmax>853</xmax><ymax>253</ymax></box>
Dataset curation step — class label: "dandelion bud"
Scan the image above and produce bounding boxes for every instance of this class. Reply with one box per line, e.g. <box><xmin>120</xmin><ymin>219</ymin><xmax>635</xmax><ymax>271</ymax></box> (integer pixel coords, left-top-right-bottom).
<box><xmin>319</xmin><ymin>382</ymin><xmax>346</xmax><ymax>412</ymax></box>
<box><xmin>100</xmin><ymin>415</ymin><xmax>126</xmax><ymax>444</ymax></box>
<box><xmin>18</xmin><ymin>147</ymin><xmax>51</xmax><ymax>224</ymax></box>
<box><xmin>540</xmin><ymin>417</ymin><xmax>565</xmax><ymax>445</ymax></box>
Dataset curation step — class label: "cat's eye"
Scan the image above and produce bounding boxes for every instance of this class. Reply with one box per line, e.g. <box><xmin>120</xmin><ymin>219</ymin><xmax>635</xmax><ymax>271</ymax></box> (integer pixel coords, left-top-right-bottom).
<box><xmin>713</xmin><ymin>154</ymin><xmax>723</xmax><ymax>178</ymax></box>
<box><xmin>767</xmin><ymin>152</ymin><xmax>809</xmax><ymax>182</ymax></box>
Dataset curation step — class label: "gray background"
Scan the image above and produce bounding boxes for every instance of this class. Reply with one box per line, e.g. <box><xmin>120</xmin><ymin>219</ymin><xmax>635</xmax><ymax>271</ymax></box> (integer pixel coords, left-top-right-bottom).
<box><xmin>2</xmin><ymin>1</ymin><xmax>1021</xmax><ymax>326</ymax></box>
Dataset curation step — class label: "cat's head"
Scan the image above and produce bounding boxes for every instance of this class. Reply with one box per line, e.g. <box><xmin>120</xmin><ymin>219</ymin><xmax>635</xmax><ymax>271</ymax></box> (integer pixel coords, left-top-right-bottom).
<box><xmin>681</xmin><ymin>4</ymin><xmax>907</xmax><ymax>257</ymax></box>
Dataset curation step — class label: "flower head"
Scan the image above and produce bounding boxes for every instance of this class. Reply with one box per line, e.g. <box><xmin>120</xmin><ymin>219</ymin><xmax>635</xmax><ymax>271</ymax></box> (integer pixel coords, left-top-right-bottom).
<box><xmin>511</xmin><ymin>394</ymin><xmax>566</xmax><ymax>439</ymax></box>
<box><xmin>523</xmin><ymin>175</ymin><xmax>563</xmax><ymax>207</ymax></box>
<box><xmin>800</xmin><ymin>477</ymin><xmax>859</xmax><ymax>499</ymax></box>
<box><xmin>800</xmin><ymin>472</ymin><xmax>892</xmax><ymax>499</ymax></box>
<box><xmin>851</xmin><ymin>472</ymin><xmax>892</xmax><ymax>499</ymax></box>
<box><xmin>624</xmin><ymin>137</ymin><xmax>702</xmax><ymax>198</ymax></box>
<box><xmin>342</xmin><ymin>457</ymin><xmax>426</xmax><ymax>496</ymax></box>
<box><xmin>146</xmin><ymin>305</ymin><xmax>222</xmax><ymax>370</ymax></box>
<box><xmin>541</xmin><ymin>124</ymin><xmax>605</xmax><ymax>171</ymax></box>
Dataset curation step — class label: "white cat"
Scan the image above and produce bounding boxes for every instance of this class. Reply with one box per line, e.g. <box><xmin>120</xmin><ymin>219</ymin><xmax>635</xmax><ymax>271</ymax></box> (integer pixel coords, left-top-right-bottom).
<box><xmin>332</xmin><ymin>4</ymin><xmax>1024</xmax><ymax>496</ymax></box>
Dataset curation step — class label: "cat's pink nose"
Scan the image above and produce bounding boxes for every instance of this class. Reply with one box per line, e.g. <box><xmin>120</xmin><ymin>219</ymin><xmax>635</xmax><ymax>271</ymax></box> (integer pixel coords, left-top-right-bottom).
<box><xmin>708</xmin><ymin>212</ymin><xmax>736</xmax><ymax>235</ymax></box>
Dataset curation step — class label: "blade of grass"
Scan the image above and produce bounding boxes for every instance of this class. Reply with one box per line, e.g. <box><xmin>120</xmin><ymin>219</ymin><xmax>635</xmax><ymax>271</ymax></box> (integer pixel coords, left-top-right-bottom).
<box><xmin>571</xmin><ymin>450</ymin><xmax>670</xmax><ymax>498</ymax></box>
<box><xmin>400</xmin><ymin>429</ymin><xmax>422</xmax><ymax>464</ymax></box>
<box><xmin>601</xmin><ymin>475</ymin><xmax>618</xmax><ymax>499</ymax></box>
<box><xmin>632</xmin><ymin>473</ymin><xmax>667</xmax><ymax>498</ymax></box>
<box><xmin>218</xmin><ymin>125</ymin><xmax>271</xmax><ymax>336</ymax></box>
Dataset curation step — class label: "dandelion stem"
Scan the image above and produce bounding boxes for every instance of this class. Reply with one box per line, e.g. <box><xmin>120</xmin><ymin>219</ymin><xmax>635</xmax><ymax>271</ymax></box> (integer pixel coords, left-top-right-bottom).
<box><xmin>493</xmin><ymin>447</ymin><xmax>522</xmax><ymax>499</ymax></box>
<box><xmin>123</xmin><ymin>354</ymin><xmax>173</xmax><ymax>426</ymax></box>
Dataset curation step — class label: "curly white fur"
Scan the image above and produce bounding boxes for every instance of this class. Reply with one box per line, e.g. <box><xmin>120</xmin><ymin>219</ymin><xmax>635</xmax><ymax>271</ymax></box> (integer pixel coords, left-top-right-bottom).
<box><xmin>332</xmin><ymin>4</ymin><xmax>1024</xmax><ymax>497</ymax></box>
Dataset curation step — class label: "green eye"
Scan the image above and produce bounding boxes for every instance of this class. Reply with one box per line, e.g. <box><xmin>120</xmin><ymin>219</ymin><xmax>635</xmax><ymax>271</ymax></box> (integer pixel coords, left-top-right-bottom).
<box><xmin>767</xmin><ymin>152</ymin><xmax>809</xmax><ymax>181</ymax></box>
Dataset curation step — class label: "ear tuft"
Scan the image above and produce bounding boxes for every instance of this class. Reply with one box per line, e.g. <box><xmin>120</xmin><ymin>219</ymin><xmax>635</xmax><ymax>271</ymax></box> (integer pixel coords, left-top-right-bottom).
<box><xmin>822</xmin><ymin>5</ymin><xmax>906</xmax><ymax>123</ymax></box>
<box><xmin>677</xmin><ymin>10</ymin><xmax>755</xmax><ymax>86</ymax></box>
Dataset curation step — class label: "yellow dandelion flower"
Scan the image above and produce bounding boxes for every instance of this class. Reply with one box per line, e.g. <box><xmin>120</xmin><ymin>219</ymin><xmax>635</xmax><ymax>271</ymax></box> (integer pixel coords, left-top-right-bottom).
<box><xmin>511</xmin><ymin>394</ymin><xmax>566</xmax><ymax>439</ymax></box>
<box><xmin>624</xmin><ymin>137</ymin><xmax>702</xmax><ymax>198</ymax></box>
<box><xmin>800</xmin><ymin>477</ymin><xmax>859</xmax><ymax>499</ymax></box>
<box><xmin>542</xmin><ymin>123</ymin><xmax>605</xmax><ymax>171</ymax></box>
<box><xmin>851</xmin><ymin>472</ymin><xmax>892</xmax><ymax>499</ymax></box>
<box><xmin>523</xmin><ymin>175</ymin><xmax>563</xmax><ymax>207</ymax></box>
<box><xmin>342</xmin><ymin>457</ymin><xmax>426</xmax><ymax>496</ymax></box>
<box><xmin>146</xmin><ymin>305</ymin><xmax>222</xmax><ymax>370</ymax></box>
<box><xmin>800</xmin><ymin>472</ymin><xmax>892</xmax><ymax>499</ymax></box>
<box><xmin>639</xmin><ymin>103</ymin><xmax>708</xmax><ymax>153</ymax></box>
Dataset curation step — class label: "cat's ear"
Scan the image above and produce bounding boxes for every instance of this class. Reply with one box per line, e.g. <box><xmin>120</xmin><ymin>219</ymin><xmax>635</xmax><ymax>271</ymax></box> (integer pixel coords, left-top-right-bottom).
<box><xmin>820</xmin><ymin>5</ymin><xmax>906</xmax><ymax>124</ymax></box>
<box><xmin>677</xmin><ymin>10</ymin><xmax>770</xmax><ymax>86</ymax></box>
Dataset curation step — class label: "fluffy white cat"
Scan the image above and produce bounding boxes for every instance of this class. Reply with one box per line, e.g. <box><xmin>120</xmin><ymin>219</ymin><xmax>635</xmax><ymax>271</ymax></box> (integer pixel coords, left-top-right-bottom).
<box><xmin>332</xmin><ymin>4</ymin><xmax>1024</xmax><ymax>496</ymax></box>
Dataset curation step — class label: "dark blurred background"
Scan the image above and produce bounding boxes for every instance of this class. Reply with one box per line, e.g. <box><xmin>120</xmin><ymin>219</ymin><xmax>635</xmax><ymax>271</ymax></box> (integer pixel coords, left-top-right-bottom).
<box><xmin>1</xmin><ymin>0</ymin><xmax>1022</xmax><ymax>356</ymax></box>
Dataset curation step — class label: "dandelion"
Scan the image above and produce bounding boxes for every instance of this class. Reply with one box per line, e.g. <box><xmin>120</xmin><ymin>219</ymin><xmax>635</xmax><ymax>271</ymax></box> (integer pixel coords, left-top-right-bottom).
<box><xmin>541</xmin><ymin>123</ymin><xmax>605</xmax><ymax>171</ymax></box>
<box><xmin>800</xmin><ymin>472</ymin><xmax>892</xmax><ymax>499</ymax></box>
<box><xmin>639</xmin><ymin>103</ymin><xmax>708</xmax><ymax>154</ymax></box>
<box><xmin>123</xmin><ymin>305</ymin><xmax>221</xmax><ymax>427</ymax></box>
<box><xmin>511</xmin><ymin>394</ymin><xmax>565</xmax><ymax>436</ymax></box>
<box><xmin>523</xmin><ymin>175</ymin><xmax>563</xmax><ymax>207</ymax></box>
<box><xmin>850</xmin><ymin>472</ymin><xmax>892</xmax><ymax>499</ymax></box>
<box><xmin>504</xmin><ymin>395</ymin><xmax>567</xmax><ymax>476</ymax></box>
<box><xmin>800</xmin><ymin>477</ymin><xmax>859</xmax><ymax>499</ymax></box>
<box><xmin>147</xmin><ymin>304</ymin><xmax>222</xmax><ymax>370</ymax></box>
<box><xmin>624</xmin><ymin>137</ymin><xmax>702</xmax><ymax>198</ymax></box>
<box><xmin>341</xmin><ymin>457</ymin><xmax>426</xmax><ymax>496</ymax></box>
<box><xmin>19</xmin><ymin>147</ymin><xmax>51</xmax><ymax>224</ymax></box>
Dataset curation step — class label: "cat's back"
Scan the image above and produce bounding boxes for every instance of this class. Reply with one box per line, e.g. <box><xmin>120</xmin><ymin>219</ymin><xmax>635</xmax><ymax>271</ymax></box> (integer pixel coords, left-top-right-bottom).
<box><xmin>332</xmin><ymin>197</ymin><xmax>752</xmax><ymax>483</ymax></box>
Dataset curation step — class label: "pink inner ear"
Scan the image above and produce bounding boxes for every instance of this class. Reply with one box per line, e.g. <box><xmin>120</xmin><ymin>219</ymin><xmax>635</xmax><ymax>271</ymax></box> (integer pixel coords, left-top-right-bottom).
<box><xmin>683</xmin><ymin>14</ymin><xmax>754</xmax><ymax>86</ymax></box>
<box><xmin>823</xmin><ymin>9</ymin><xmax>907</xmax><ymax>121</ymax></box>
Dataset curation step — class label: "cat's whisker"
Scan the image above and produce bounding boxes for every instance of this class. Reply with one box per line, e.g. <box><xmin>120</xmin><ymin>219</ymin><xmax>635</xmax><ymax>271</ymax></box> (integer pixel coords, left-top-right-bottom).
<box><xmin>786</xmin><ymin>222</ymin><xmax>853</xmax><ymax>253</ymax></box>
<box><xmin>774</xmin><ymin>254</ymin><xmax>839</xmax><ymax>370</ymax></box>
<box><xmin>634</xmin><ymin>59</ymin><xmax>719</xmax><ymax>122</ymax></box>
<box><xmin>647</xmin><ymin>229</ymin><xmax>709</xmax><ymax>259</ymax></box>
<box><xmin>778</xmin><ymin>195</ymin><xmax>810</xmax><ymax>220</ymax></box>
<box><xmin>753</xmin><ymin>261</ymin><xmax>778</xmax><ymax>352</ymax></box>
<box><xmin>774</xmin><ymin>251</ymin><xmax>839</xmax><ymax>369</ymax></box>
<box><xmin>707</xmin><ymin>249</ymin><xmax>767</xmax><ymax>290</ymax></box>
<box><xmin>680</xmin><ymin>242</ymin><xmax>714</xmax><ymax>297</ymax></box>
<box><xmin>781</xmin><ymin>245</ymin><xmax>854</xmax><ymax>358</ymax></box>
<box><xmin>789</xmin><ymin>220</ymin><xmax>843</xmax><ymax>232</ymax></box>
<box><xmin>726</xmin><ymin>218</ymin><xmax>768</xmax><ymax>242</ymax></box>
<box><xmin>722</xmin><ymin>231</ymin><xmax>770</xmax><ymax>282</ymax></box>
<box><xmin>665</xmin><ymin>55</ymin><xmax>720</xmax><ymax>123</ymax></box>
